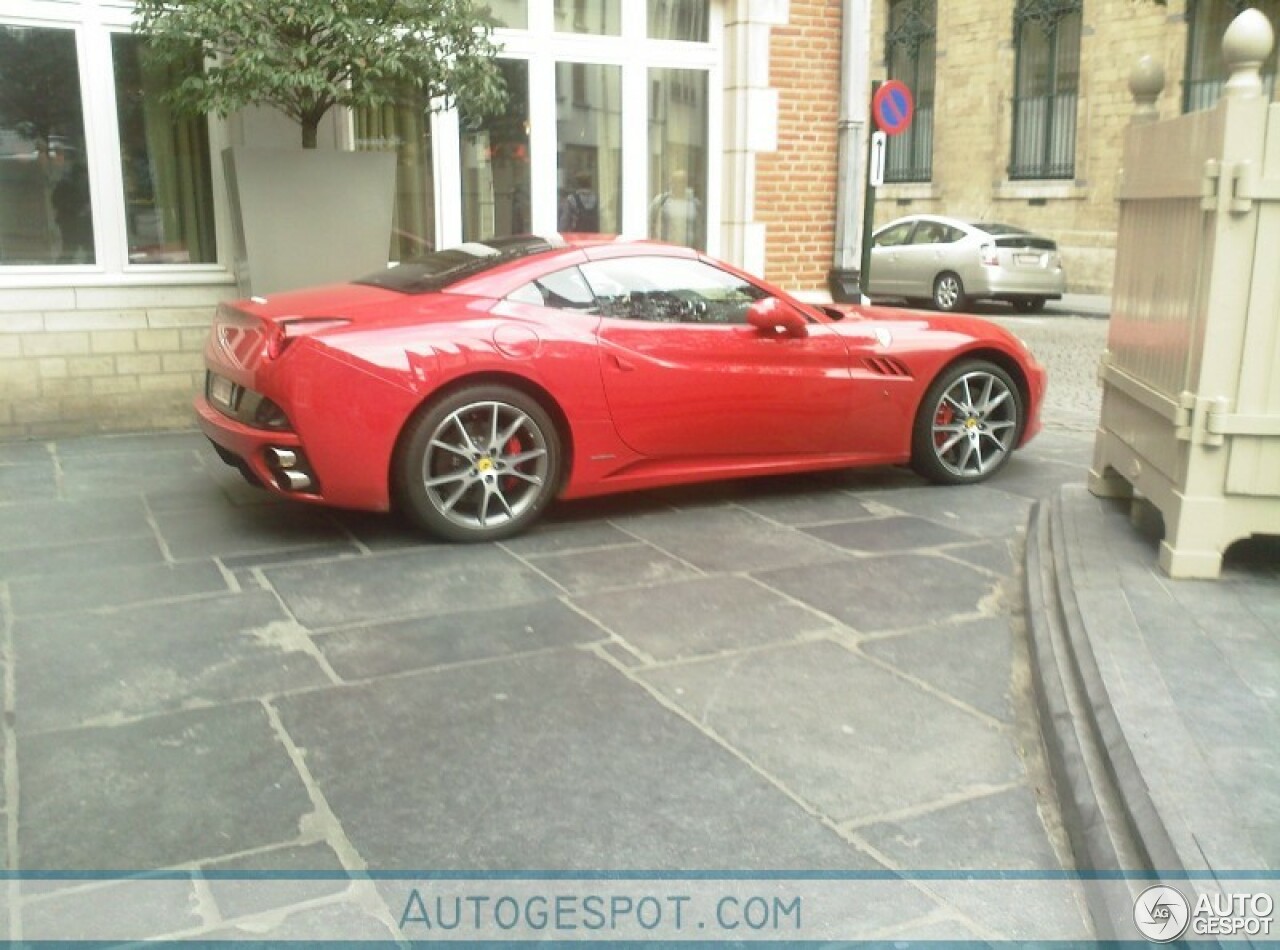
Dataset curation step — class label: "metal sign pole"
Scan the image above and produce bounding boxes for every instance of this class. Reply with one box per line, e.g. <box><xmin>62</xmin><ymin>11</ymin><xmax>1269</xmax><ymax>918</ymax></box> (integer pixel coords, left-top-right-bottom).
<box><xmin>858</xmin><ymin>80</ymin><xmax>881</xmax><ymax>303</ymax></box>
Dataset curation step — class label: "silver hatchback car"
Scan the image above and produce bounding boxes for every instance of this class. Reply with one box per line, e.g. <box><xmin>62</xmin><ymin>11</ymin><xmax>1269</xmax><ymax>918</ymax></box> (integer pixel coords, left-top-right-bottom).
<box><xmin>867</xmin><ymin>214</ymin><xmax>1066</xmax><ymax>313</ymax></box>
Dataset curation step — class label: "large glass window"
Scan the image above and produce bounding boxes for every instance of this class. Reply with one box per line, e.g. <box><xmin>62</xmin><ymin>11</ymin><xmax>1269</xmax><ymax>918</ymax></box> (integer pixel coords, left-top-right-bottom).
<box><xmin>485</xmin><ymin>1</ymin><xmax>528</xmax><ymax>29</ymax></box>
<box><xmin>460</xmin><ymin>59</ymin><xmax>530</xmax><ymax>242</ymax></box>
<box><xmin>554</xmin><ymin>0</ymin><xmax>621</xmax><ymax>35</ymax></box>
<box><xmin>357</xmin><ymin>94</ymin><xmax>436</xmax><ymax>261</ymax></box>
<box><xmin>1184</xmin><ymin>0</ymin><xmax>1278</xmax><ymax>111</ymax></box>
<box><xmin>647</xmin><ymin>68</ymin><xmax>708</xmax><ymax>249</ymax></box>
<box><xmin>1009</xmin><ymin>0</ymin><xmax>1081</xmax><ymax>180</ymax></box>
<box><xmin>0</xmin><ymin>25</ymin><xmax>94</xmax><ymax>265</ymax></box>
<box><xmin>884</xmin><ymin>0</ymin><xmax>936</xmax><ymax>183</ymax></box>
<box><xmin>556</xmin><ymin>63</ymin><xmax>621</xmax><ymax>234</ymax></box>
<box><xmin>648</xmin><ymin>0</ymin><xmax>709</xmax><ymax>41</ymax></box>
<box><xmin>111</xmin><ymin>35</ymin><xmax>216</xmax><ymax>265</ymax></box>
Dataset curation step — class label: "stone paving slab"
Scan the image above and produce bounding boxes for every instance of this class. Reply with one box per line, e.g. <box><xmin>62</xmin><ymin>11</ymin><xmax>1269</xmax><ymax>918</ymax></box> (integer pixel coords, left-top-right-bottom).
<box><xmin>313</xmin><ymin>599</ymin><xmax>607</xmax><ymax>681</ymax></box>
<box><xmin>610</xmin><ymin>506</ymin><xmax>845</xmax><ymax>572</ymax></box>
<box><xmin>639</xmin><ymin>639</ymin><xmax>1024</xmax><ymax>824</ymax></box>
<box><xmin>571</xmin><ymin>574</ymin><xmax>833</xmax><ymax>661</ymax></box>
<box><xmin>756</xmin><ymin>552</ymin><xmax>997</xmax><ymax>633</ymax></box>
<box><xmin>264</xmin><ymin>545</ymin><xmax>558</xmax><ymax>628</ymax></box>
<box><xmin>273</xmin><ymin>648</ymin><xmax>872</xmax><ymax>871</ymax></box>
<box><xmin>860</xmin><ymin>617</ymin><xmax>1016</xmax><ymax>723</ymax></box>
<box><xmin>12</xmin><ymin>590</ymin><xmax>328</xmax><ymax>734</ymax></box>
<box><xmin>18</xmin><ymin>702</ymin><xmax>312</xmax><ymax>870</ymax></box>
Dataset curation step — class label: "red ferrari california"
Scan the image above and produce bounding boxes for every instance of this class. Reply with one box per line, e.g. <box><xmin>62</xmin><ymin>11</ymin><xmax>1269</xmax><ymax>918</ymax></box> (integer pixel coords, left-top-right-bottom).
<box><xmin>197</xmin><ymin>236</ymin><xmax>1046</xmax><ymax>542</ymax></box>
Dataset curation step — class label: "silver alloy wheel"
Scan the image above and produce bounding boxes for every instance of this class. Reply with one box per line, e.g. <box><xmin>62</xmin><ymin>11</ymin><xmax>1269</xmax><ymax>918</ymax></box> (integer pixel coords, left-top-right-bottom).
<box><xmin>934</xmin><ymin>273</ymin><xmax>963</xmax><ymax>311</ymax></box>
<box><xmin>420</xmin><ymin>399</ymin><xmax>550</xmax><ymax>531</ymax></box>
<box><xmin>927</xmin><ymin>369</ymin><xmax>1018</xmax><ymax>478</ymax></box>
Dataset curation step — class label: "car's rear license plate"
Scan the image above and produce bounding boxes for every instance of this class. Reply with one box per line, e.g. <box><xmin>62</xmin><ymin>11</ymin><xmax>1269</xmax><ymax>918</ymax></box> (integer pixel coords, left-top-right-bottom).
<box><xmin>1016</xmin><ymin>253</ymin><xmax>1043</xmax><ymax>266</ymax></box>
<box><xmin>209</xmin><ymin>374</ymin><xmax>237</xmax><ymax>410</ymax></box>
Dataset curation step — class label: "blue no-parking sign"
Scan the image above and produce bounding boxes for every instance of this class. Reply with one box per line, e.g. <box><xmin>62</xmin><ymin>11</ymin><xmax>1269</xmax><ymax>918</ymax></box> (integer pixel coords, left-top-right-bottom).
<box><xmin>872</xmin><ymin>80</ymin><xmax>914</xmax><ymax>136</ymax></box>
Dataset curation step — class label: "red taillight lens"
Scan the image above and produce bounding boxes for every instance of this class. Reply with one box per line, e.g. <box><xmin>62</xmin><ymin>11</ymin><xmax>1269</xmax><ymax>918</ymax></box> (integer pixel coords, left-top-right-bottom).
<box><xmin>979</xmin><ymin>244</ymin><xmax>999</xmax><ymax>267</ymax></box>
<box><xmin>262</xmin><ymin>318</ymin><xmax>351</xmax><ymax>361</ymax></box>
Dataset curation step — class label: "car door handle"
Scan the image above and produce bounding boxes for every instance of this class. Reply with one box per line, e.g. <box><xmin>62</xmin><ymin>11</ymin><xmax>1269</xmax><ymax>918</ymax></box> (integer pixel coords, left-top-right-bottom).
<box><xmin>609</xmin><ymin>354</ymin><xmax>636</xmax><ymax>372</ymax></box>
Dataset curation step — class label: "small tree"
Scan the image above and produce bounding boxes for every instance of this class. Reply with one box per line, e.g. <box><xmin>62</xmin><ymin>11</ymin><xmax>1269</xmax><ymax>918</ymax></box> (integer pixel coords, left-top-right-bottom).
<box><xmin>133</xmin><ymin>0</ymin><xmax>506</xmax><ymax>148</ymax></box>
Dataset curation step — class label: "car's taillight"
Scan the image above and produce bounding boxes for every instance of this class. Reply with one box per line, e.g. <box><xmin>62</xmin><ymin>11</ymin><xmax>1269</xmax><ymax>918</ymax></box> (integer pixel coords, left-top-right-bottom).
<box><xmin>263</xmin><ymin>318</ymin><xmax>351</xmax><ymax>361</ymax></box>
<box><xmin>979</xmin><ymin>244</ymin><xmax>1000</xmax><ymax>267</ymax></box>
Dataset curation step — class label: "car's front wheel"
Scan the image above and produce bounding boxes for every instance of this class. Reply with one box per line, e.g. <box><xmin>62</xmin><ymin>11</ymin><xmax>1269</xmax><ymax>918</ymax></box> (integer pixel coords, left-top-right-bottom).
<box><xmin>932</xmin><ymin>272</ymin><xmax>967</xmax><ymax>312</ymax></box>
<box><xmin>398</xmin><ymin>385</ymin><xmax>561</xmax><ymax>542</ymax></box>
<box><xmin>911</xmin><ymin>360</ymin><xmax>1023</xmax><ymax>484</ymax></box>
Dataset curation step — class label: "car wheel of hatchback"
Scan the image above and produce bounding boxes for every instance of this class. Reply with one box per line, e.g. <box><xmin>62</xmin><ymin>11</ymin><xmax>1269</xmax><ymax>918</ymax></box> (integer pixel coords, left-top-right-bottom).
<box><xmin>398</xmin><ymin>385</ymin><xmax>562</xmax><ymax>542</ymax></box>
<box><xmin>932</xmin><ymin>272</ymin><xmax>967</xmax><ymax>312</ymax></box>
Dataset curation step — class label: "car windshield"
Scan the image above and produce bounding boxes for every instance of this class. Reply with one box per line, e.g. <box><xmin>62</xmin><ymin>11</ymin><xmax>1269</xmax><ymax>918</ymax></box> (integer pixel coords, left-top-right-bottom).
<box><xmin>355</xmin><ymin>236</ymin><xmax>563</xmax><ymax>294</ymax></box>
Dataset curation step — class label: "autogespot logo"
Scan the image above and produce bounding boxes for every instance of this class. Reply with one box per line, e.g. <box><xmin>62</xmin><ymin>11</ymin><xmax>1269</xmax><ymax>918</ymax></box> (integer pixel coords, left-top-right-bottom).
<box><xmin>1134</xmin><ymin>884</ymin><xmax>1191</xmax><ymax>942</ymax></box>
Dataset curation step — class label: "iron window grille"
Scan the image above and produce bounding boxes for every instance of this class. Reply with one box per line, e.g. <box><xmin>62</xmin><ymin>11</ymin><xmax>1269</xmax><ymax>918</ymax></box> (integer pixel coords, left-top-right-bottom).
<box><xmin>883</xmin><ymin>0</ymin><xmax>936</xmax><ymax>183</ymax></box>
<box><xmin>1009</xmin><ymin>0</ymin><xmax>1082</xmax><ymax>180</ymax></box>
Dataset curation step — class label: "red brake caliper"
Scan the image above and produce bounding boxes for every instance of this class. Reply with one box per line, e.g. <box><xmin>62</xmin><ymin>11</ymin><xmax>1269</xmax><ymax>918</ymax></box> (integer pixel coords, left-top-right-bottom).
<box><xmin>503</xmin><ymin>436</ymin><xmax>522</xmax><ymax>491</ymax></box>
<box><xmin>934</xmin><ymin>402</ymin><xmax>955</xmax><ymax>448</ymax></box>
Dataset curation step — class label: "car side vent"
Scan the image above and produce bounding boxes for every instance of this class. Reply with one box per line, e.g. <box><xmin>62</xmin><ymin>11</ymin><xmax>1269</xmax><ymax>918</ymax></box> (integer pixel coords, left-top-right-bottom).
<box><xmin>862</xmin><ymin>356</ymin><xmax>912</xmax><ymax>378</ymax></box>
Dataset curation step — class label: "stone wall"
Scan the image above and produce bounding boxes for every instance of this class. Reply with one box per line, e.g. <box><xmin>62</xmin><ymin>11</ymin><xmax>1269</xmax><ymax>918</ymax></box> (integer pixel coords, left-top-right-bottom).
<box><xmin>0</xmin><ymin>285</ymin><xmax>230</xmax><ymax>440</ymax></box>
<box><xmin>871</xmin><ymin>0</ymin><xmax>1190</xmax><ymax>294</ymax></box>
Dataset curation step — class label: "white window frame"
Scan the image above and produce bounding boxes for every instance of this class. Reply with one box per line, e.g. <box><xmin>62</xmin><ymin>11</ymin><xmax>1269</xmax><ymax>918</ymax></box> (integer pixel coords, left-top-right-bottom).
<box><xmin>0</xmin><ymin>0</ymin><xmax>231</xmax><ymax>289</ymax></box>
<box><xmin>433</xmin><ymin>0</ymin><xmax>723</xmax><ymax>255</ymax></box>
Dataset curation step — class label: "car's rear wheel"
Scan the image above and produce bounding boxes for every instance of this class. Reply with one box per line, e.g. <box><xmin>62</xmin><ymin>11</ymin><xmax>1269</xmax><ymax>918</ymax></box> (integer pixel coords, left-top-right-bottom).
<box><xmin>911</xmin><ymin>360</ymin><xmax>1022</xmax><ymax>485</ymax></box>
<box><xmin>932</xmin><ymin>272</ymin><xmax>966</xmax><ymax>312</ymax></box>
<box><xmin>1013</xmin><ymin>297</ymin><xmax>1046</xmax><ymax>314</ymax></box>
<box><xmin>398</xmin><ymin>385</ymin><xmax>561</xmax><ymax>542</ymax></box>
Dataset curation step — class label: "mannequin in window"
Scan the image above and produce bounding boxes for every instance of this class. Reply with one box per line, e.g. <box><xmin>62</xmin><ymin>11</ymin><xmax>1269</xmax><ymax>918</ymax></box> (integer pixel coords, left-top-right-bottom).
<box><xmin>649</xmin><ymin>168</ymin><xmax>701</xmax><ymax>247</ymax></box>
<box><xmin>558</xmin><ymin>170</ymin><xmax>600</xmax><ymax>233</ymax></box>
<box><xmin>52</xmin><ymin>148</ymin><xmax>93</xmax><ymax>263</ymax></box>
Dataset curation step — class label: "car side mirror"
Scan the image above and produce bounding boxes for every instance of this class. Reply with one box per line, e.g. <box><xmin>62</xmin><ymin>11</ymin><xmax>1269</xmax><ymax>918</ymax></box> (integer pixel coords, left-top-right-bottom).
<box><xmin>747</xmin><ymin>297</ymin><xmax>809</xmax><ymax>338</ymax></box>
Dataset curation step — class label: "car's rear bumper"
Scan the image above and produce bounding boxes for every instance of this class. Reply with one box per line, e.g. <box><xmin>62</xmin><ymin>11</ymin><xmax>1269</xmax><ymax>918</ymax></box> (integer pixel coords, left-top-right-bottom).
<box><xmin>973</xmin><ymin>267</ymin><xmax>1067</xmax><ymax>298</ymax></box>
<box><xmin>196</xmin><ymin>395</ymin><xmax>331</xmax><ymax>503</ymax></box>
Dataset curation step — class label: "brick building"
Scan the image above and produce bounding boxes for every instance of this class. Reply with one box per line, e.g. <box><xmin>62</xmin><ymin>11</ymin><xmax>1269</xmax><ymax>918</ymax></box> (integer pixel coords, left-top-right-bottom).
<box><xmin>868</xmin><ymin>0</ymin><xmax>1278</xmax><ymax>293</ymax></box>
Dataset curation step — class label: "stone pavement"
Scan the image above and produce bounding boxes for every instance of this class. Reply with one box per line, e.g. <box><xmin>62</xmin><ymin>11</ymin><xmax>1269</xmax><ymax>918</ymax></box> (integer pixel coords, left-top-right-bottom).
<box><xmin>1027</xmin><ymin>485</ymin><xmax>1280</xmax><ymax>939</ymax></box>
<box><xmin>0</xmin><ymin>420</ymin><xmax>1100</xmax><ymax>941</ymax></box>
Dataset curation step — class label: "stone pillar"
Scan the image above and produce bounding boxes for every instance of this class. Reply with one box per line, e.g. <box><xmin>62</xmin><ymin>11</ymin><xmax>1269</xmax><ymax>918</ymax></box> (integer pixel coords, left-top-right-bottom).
<box><xmin>720</xmin><ymin>0</ymin><xmax>786</xmax><ymax>275</ymax></box>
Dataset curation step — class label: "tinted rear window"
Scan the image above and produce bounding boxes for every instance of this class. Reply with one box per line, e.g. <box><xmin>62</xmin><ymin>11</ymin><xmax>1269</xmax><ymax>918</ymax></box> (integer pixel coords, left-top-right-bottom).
<box><xmin>994</xmin><ymin>235</ymin><xmax>1057</xmax><ymax>250</ymax></box>
<box><xmin>970</xmin><ymin>222</ymin><xmax>1030</xmax><ymax>237</ymax></box>
<box><xmin>356</xmin><ymin>236</ymin><xmax>562</xmax><ymax>294</ymax></box>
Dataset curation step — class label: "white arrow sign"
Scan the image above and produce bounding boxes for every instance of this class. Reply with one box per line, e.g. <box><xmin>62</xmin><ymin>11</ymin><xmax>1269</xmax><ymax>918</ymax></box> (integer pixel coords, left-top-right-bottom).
<box><xmin>870</xmin><ymin>131</ymin><xmax>887</xmax><ymax>187</ymax></box>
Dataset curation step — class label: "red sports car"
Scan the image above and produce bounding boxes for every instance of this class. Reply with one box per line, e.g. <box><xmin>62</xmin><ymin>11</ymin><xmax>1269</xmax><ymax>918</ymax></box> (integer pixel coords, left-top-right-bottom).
<box><xmin>197</xmin><ymin>236</ymin><xmax>1045</xmax><ymax>542</ymax></box>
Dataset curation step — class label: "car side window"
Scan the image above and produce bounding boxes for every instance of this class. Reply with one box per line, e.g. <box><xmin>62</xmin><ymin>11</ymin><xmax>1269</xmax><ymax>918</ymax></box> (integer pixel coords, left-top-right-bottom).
<box><xmin>874</xmin><ymin>222</ymin><xmax>914</xmax><ymax>247</ymax></box>
<box><xmin>910</xmin><ymin>222</ymin><xmax>946</xmax><ymax>245</ymax></box>
<box><xmin>581</xmin><ymin>257</ymin><xmax>766</xmax><ymax>325</ymax></box>
<box><xmin>506</xmin><ymin>266</ymin><xmax>598</xmax><ymax>312</ymax></box>
<box><xmin>939</xmin><ymin>225</ymin><xmax>965</xmax><ymax>244</ymax></box>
